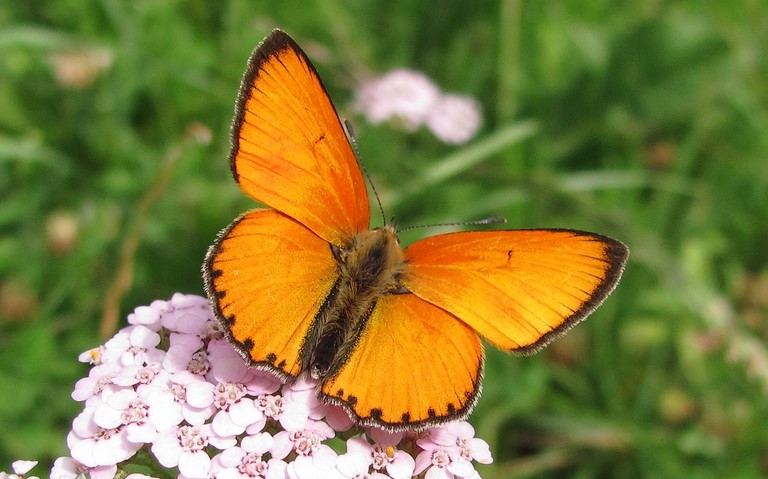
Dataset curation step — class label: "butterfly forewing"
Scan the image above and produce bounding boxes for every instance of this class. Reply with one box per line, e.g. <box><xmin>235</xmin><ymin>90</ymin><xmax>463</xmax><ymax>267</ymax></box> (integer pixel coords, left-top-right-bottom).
<box><xmin>231</xmin><ymin>30</ymin><xmax>370</xmax><ymax>246</ymax></box>
<box><xmin>402</xmin><ymin>229</ymin><xmax>628</xmax><ymax>353</ymax></box>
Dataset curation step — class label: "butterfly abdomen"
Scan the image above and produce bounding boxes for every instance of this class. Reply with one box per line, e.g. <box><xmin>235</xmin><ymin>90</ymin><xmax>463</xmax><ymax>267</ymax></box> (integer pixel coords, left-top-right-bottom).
<box><xmin>305</xmin><ymin>225</ymin><xmax>407</xmax><ymax>380</ymax></box>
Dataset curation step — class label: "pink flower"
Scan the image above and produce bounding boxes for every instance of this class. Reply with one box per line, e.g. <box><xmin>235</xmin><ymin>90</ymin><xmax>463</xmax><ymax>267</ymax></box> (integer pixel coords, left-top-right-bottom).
<box><xmin>67</xmin><ymin>405</ymin><xmax>142</xmax><ymax>467</ymax></box>
<box><xmin>415</xmin><ymin>422</ymin><xmax>491</xmax><ymax>479</ymax></box>
<box><xmin>0</xmin><ymin>460</ymin><xmax>39</xmax><ymax>479</ymax></box>
<box><xmin>210</xmin><ymin>382</ymin><xmax>263</xmax><ymax>436</ymax></box>
<box><xmin>163</xmin><ymin>332</ymin><xmax>204</xmax><ymax>373</ymax></box>
<box><xmin>141</xmin><ymin>370</ymin><xmax>216</xmax><ymax>426</ymax></box>
<box><xmin>428</xmin><ymin>422</ymin><xmax>492</xmax><ymax>465</ymax></box>
<box><xmin>355</xmin><ymin>69</ymin><xmax>441</xmax><ymax>131</ymax></box>
<box><xmin>92</xmin><ymin>383</ymin><xmax>184</xmax><ymax>442</ymax></box>
<box><xmin>78</xmin><ymin>345</ymin><xmax>105</xmax><ymax>365</ymax></box>
<box><xmin>367</xmin><ymin>429</ymin><xmax>416</xmax><ymax>479</ymax></box>
<box><xmin>70</xmin><ymin>362</ymin><xmax>122</xmax><ymax>404</ymax></box>
<box><xmin>216</xmin><ymin>432</ymin><xmax>288</xmax><ymax>479</ymax></box>
<box><xmin>151</xmin><ymin>424</ymin><xmax>235</xmax><ymax>479</ymax></box>
<box><xmin>250</xmin><ymin>377</ymin><xmax>312</xmax><ymax>432</ymax></box>
<box><xmin>160</xmin><ymin>294</ymin><xmax>212</xmax><ymax>334</ymax></box>
<box><xmin>101</xmin><ymin>325</ymin><xmax>164</xmax><ymax>366</ymax></box>
<box><xmin>337</xmin><ymin>436</ymin><xmax>413</xmax><ymax>479</ymax></box>
<box><xmin>127</xmin><ymin>305</ymin><xmax>163</xmax><ymax>329</ymax></box>
<box><xmin>49</xmin><ymin>457</ymin><xmax>116</xmax><ymax>479</ymax></box>
<box><xmin>272</xmin><ymin>420</ymin><xmax>339</xmax><ymax>479</ymax></box>
<box><xmin>425</xmin><ymin>94</ymin><xmax>482</xmax><ymax>144</ymax></box>
<box><xmin>113</xmin><ymin>361</ymin><xmax>167</xmax><ymax>387</ymax></box>
<box><xmin>355</xmin><ymin>69</ymin><xmax>483</xmax><ymax>144</ymax></box>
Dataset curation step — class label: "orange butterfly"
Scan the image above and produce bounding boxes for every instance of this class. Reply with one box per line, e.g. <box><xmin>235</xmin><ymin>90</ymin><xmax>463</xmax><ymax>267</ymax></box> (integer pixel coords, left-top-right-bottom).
<box><xmin>204</xmin><ymin>29</ymin><xmax>628</xmax><ymax>431</ymax></box>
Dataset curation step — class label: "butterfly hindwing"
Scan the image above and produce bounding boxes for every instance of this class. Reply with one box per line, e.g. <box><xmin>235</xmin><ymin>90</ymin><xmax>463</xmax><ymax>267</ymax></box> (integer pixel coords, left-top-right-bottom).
<box><xmin>204</xmin><ymin>209</ymin><xmax>338</xmax><ymax>380</ymax></box>
<box><xmin>320</xmin><ymin>293</ymin><xmax>483</xmax><ymax>431</ymax></box>
<box><xmin>230</xmin><ymin>30</ymin><xmax>370</xmax><ymax>246</ymax></box>
<box><xmin>402</xmin><ymin>229</ymin><xmax>628</xmax><ymax>353</ymax></box>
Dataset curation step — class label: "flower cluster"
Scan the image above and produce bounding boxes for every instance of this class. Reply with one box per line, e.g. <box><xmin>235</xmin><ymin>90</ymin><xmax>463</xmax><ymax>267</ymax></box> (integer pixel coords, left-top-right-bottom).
<box><xmin>354</xmin><ymin>69</ymin><xmax>482</xmax><ymax>144</ymax></box>
<box><xmin>36</xmin><ymin>293</ymin><xmax>492</xmax><ymax>478</ymax></box>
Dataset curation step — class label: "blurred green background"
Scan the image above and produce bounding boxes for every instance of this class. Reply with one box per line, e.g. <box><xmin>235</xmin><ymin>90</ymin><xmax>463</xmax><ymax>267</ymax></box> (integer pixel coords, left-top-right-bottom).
<box><xmin>2</xmin><ymin>1</ymin><xmax>767</xmax><ymax>477</ymax></box>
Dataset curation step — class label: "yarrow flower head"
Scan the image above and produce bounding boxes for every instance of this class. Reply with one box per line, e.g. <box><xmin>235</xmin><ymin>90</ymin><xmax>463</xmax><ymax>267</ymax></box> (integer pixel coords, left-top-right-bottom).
<box><xmin>49</xmin><ymin>293</ymin><xmax>493</xmax><ymax>478</ymax></box>
<box><xmin>0</xmin><ymin>460</ymin><xmax>39</xmax><ymax>479</ymax></box>
<box><xmin>355</xmin><ymin>69</ymin><xmax>482</xmax><ymax>144</ymax></box>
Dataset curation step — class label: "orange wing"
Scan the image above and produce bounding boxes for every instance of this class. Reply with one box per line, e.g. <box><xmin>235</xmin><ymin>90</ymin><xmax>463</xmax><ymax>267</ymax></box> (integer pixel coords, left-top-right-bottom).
<box><xmin>230</xmin><ymin>29</ymin><xmax>369</xmax><ymax>246</ymax></box>
<box><xmin>320</xmin><ymin>293</ymin><xmax>483</xmax><ymax>431</ymax></box>
<box><xmin>203</xmin><ymin>209</ymin><xmax>338</xmax><ymax>379</ymax></box>
<box><xmin>402</xmin><ymin>230</ymin><xmax>628</xmax><ymax>353</ymax></box>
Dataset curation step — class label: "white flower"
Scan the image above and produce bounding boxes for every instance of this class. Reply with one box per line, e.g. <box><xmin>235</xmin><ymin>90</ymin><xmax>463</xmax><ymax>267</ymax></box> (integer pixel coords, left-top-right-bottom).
<box><xmin>426</xmin><ymin>94</ymin><xmax>482</xmax><ymax>144</ymax></box>
<box><xmin>356</xmin><ymin>69</ymin><xmax>483</xmax><ymax>144</ymax></box>
<box><xmin>67</xmin><ymin>405</ymin><xmax>142</xmax><ymax>467</ymax></box>
<box><xmin>355</xmin><ymin>69</ymin><xmax>441</xmax><ymax>131</ymax></box>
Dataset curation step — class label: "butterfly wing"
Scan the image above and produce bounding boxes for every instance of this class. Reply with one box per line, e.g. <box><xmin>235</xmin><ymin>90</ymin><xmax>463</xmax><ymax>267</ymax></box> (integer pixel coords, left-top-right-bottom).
<box><xmin>320</xmin><ymin>293</ymin><xmax>483</xmax><ymax>431</ymax></box>
<box><xmin>230</xmin><ymin>29</ymin><xmax>369</xmax><ymax>246</ymax></box>
<box><xmin>402</xmin><ymin>230</ymin><xmax>628</xmax><ymax>353</ymax></box>
<box><xmin>203</xmin><ymin>209</ymin><xmax>338</xmax><ymax>379</ymax></box>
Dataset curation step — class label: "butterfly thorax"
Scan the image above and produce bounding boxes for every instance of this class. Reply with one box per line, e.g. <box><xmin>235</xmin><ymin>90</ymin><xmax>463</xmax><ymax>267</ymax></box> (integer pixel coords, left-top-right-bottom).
<box><xmin>305</xmin><ymin>225</ymin><xmax>408</xmax><ymax>381</ymax></box>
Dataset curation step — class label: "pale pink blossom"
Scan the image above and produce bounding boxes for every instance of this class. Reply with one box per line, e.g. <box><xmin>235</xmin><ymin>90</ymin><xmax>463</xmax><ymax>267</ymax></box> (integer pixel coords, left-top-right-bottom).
<box><xmin>206</xmin><ymin>373</ymin><xmax>266</xmax><ymax>436</ymax></box>
<box><xmin>427</xmin><ymin>422</ymin><xmax>492</xmax><ymax>465</ymax></box>
<box><xmin>163</xmin><ymin>332</ymin><xmax>204</xmax><ymax>372</ymax></box>
<box><xmin>160</xmin><ymin>295</ymin><xmax>211</xmax><ymax>334</ymax></box>
<box><xmin>78</xmin><ymin>345</ymin><xmax>105</xmax><ymax>365</ymax></box>
<box><xmin>337</xmin><ymin>437</ymin><xmax>397</xmax><ymax>479</ymax></box>
<box><xmin>141</xmin><ymin>370</ymin><xmax>216</xmax><ymax>426</ymax></box>
<box><xmin>187</xmin><ymin>349</ymin><xmax>212</xmax><ymax>376</ymax></box>
<box><xmin>217</xmin><ymin>432</ymin><xmax>288</xmax><ymax>479</ymax></box>
<box><xmin>425</xmin><ymin>94</ymin><xmax>482</xmax><ymax>144</ymax></box>
<box><xmin>0</xmin><ymin>460</ymin><xmax>38</xmax><ymax>479</ymax></box>
<box><xmin>253</xmin><ymin>377</ymin><xmax>312</xmax><ymax>431</ymax></box>
<box><xmin>128</xmin><ymin>305</ymin><xmax>163</xmax><ymax>329</ymax></box>
<box><xmin>152</xmin><ymin>424</ymin><xmax>234</xmax><ymax>479</ymax></box>
<box><xmin>49</xmin><ymin>456</ymin><xmax>116</xmax><ymax>479</ymax></box>
<box><xmin>355</xmin><ymin>69</ymin><xmax>483</xmax><ymax>144</ymax></box>
<box><xmin>272</xmin><ymin>420</ymin><xmax>339</xmax><ymax>479</ymax></box>
<box><xmin>101</xmin><ymin>324</ymin><xmax>164</xmax><ymax>366</ymax></box>
<box><xmin>355</xmin><ymin>69</ymin><xmax>441</xmax><ymax>131</ymax></box>
<box><xmin>70</xmin><ymin>362</ymin><xmax>122</xmax><ymax>403</ymax></box>
<box><xmin>415</xmin><ymin>421</ymin><xmax>490</xmax><ymax>479</ymax></box>
<box><xmin>340</xmin><ymin>432</ymin><xmax>415</xmax><ymax>479</ymax></box>
<box><xmin>113</xmin><ymin>361</ymin><xmax>167</xmax><ymax>387</ymax></box>
<box><xmin>67</xmin><ymin>405</ymin><xmax>142</xmax><ymax>467</ymax></box>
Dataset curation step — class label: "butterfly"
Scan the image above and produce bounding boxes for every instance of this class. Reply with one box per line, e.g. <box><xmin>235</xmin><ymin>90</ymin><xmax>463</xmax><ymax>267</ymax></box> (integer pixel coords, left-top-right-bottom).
<box><xmin>203</xmin><ymin>29</ymin><xmax>629</xmax><ymax>432</ymax></box>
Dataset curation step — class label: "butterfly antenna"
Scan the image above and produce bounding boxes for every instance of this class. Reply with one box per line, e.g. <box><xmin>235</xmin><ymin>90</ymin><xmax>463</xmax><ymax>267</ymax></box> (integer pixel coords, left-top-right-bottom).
<box><xmin>344</xmin><ymin>120</ymin><xmax>386</xmax><ymax>226</ymax></box>
<box><xmin>397</xmin><ymin>216</ymin><xmax>507</xmax><ymax>233</ymax></box>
